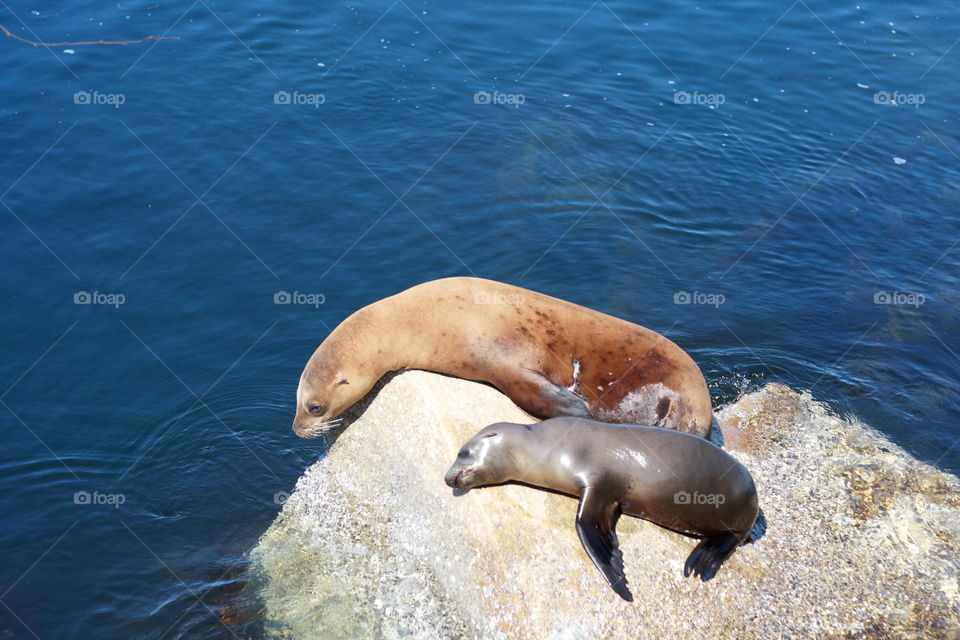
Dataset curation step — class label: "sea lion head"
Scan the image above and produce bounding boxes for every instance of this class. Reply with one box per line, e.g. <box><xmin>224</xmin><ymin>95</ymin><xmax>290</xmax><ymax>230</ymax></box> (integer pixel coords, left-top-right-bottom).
<box><xmin>292</xmin><ymin>346</ymin><xmax>370</xmax><ymax>438</ymax></box>
<box><xmin>292</xmin><ymin>307</ymin><xmax>403</xmax><ymax>438</ymax></box>
<box><xmin>444</xmin><ymin>423</ymin><xmax>522</xmax><ymax>489</ymax></box>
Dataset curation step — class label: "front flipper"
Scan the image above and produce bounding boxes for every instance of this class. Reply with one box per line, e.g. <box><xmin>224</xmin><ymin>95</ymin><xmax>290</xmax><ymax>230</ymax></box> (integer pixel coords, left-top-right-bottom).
<box><xmin>517</xmin><ymin>366</ymin><xmax>593</xmax><ymax>419</ymax></box>
<box><xmin>575</xmin><ymin>483</ymin><xmax>632</xmax><ymax>601</ymax></box>
<box><xmin>543</xmin><ymin>381</ymin><xmax>592</xmax><ymax>418</ymax></box>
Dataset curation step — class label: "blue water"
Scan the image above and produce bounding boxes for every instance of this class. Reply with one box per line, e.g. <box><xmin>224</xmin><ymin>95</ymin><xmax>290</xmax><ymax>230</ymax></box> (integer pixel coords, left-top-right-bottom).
<box><xmin>1</xmin><ymin>0</ymin><xmax>958</xmax><ymax>636</ymax></box>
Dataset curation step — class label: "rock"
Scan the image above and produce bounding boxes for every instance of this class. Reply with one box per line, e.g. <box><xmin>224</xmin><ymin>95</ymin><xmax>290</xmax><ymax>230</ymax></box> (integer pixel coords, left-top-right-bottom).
<box><xmin>249</xmin><ymin>372</ymin><xmax>960</xmax><ymax>639</ymax></box>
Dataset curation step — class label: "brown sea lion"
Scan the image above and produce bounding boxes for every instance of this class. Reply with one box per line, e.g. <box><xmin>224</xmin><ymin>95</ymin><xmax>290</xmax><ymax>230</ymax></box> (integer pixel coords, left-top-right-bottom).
<box><xmin>292</xmin><ymin>277</ymin><xmax>712</xmax><ymax>438</ymax></box>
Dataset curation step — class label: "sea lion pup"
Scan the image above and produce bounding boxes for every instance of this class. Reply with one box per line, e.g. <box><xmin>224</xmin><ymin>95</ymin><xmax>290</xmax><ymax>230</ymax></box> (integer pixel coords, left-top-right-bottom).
<box><xmin>292</xmin><ymin>277</ymin><xmax>712</xmax><ymax>438</ymax></box>
<box><xmin>444</xmin><ymin>418</ymin><xmax>761</xmax><ymax>601</ymax></box>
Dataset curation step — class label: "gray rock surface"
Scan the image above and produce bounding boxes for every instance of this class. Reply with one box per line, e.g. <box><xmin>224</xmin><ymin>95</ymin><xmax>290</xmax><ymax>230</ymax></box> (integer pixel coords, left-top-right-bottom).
<box><xmin>249</xmin><ymin>371</ymin><xmax>960</xmax><ymax>639</ymax></box>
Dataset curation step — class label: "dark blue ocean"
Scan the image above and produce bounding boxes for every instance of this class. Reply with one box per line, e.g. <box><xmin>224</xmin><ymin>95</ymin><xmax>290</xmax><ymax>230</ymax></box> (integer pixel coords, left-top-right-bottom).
<box><xmin>1</xmin><ymin>0</ymin><xmax>958</xmax><ymax>637</ymax></box>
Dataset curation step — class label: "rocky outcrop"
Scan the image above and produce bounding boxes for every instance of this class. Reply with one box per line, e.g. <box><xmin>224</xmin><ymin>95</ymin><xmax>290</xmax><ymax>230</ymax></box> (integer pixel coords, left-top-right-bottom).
<box><xmin>249</xmin><ymin>371</ymin><xmax>960</xmax><ymax>639</ymax></box>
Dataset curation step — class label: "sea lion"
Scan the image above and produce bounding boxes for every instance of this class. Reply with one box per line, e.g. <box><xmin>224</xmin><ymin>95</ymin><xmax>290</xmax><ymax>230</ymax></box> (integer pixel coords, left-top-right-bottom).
<box><xmin>444</xmin><ymin>418</ymin><xmax>761</xmax><ymax>601</ymax></box>
<box><xmin>292</xmin><ymin>277</ymin><xmax>712</xmax><ymax>438</ymax></box>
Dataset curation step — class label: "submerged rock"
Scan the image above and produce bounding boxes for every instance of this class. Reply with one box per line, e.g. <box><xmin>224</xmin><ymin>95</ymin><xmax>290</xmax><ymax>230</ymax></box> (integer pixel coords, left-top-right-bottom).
<box><xmin>249</xmin><ymin>371</ymin><xmax>960</xmax><ymax>639</ymax></box>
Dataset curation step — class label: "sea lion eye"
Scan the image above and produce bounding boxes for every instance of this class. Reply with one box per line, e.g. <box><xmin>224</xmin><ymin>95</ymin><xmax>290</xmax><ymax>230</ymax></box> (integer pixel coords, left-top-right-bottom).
<box><xmin>482</xmin><ymin>432</ymin><xmax>498</xmax><ymax>439</ymax></box>
<box><xmin>309</xmin><ymin>404</ymin><xmax>324</xmax><ymax>415</ymax></box>
<box><xmin>338</xmin><ymin>378</ymin><xmax>349</xmax><ymax>385</ymax></box>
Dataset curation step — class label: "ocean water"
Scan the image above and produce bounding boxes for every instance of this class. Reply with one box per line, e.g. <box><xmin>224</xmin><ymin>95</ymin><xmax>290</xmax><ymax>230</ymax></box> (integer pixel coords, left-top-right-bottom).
<box><xmin>1</xmin><ymin>0</ymin><xmax>958</xmax><ymax>637</ymax></box>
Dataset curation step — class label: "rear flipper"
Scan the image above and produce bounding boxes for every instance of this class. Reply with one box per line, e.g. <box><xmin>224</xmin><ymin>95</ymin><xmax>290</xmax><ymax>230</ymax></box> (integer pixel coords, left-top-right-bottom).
<box><xmin>683</xmin><ymin>533</ymin><xmax>742</xmax><ymax>582</ymax></box>
<box><xmin>749</xmin><ymin>508</ymin><xmax>767</xmax><ymax>542</ymax></box>
<box><xmin>708</xmin><ymin>415</ymin><xmax>725</xmax><ymax>447</ymax></box>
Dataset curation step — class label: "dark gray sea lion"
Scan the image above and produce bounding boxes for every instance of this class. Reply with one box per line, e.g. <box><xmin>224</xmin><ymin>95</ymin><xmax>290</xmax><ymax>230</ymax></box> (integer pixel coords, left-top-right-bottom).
<box><xmin>292</xmin><ymin>277</ymin><xmax>713</xmax><ymax>438</ymax></box>
<box><xmin>444</xmin><ymin>417</ymin><xmax>761</xmax><ymax>601</ymax></box>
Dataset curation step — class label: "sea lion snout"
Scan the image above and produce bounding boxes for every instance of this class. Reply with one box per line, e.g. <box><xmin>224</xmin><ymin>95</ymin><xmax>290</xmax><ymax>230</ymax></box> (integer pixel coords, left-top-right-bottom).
<box><xmin>444</xmin><ymin>462</ymin><xmax>474</xmax><ymax>489</ymax></box>
<box><xmin>444</xmin><ymin>465</ymin><xmax>463</xmax><ymax>488</ymax></box>
<box><xmin>291</xmin><ymin>410</ymin><xmax>343</xmax><ymax>438</ymax></box>
<box><xmin>291</xmin><ymin>409</ymin><xmax>307</xmax><ymax>436</ymax></box>
<box><xmin>291</xmin><ymin>419</ymin><xmax>312</xmax><ymax>438</ymax></box>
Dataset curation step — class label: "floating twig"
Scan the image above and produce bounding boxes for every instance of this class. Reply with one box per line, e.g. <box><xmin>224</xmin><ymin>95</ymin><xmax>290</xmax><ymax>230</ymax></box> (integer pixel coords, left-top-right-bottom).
<box><xmin>0</xmin><ymin>22</ymin><xmax>179</xmax><ymax>46</ymax></box>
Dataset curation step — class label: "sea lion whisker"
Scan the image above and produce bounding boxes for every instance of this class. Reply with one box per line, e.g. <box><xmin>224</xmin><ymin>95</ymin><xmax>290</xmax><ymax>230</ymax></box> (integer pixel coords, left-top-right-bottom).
<box><xmin>301</xmin><ymin>418</ymin><xmax>344</xmax><ymax>438</ymax></box>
